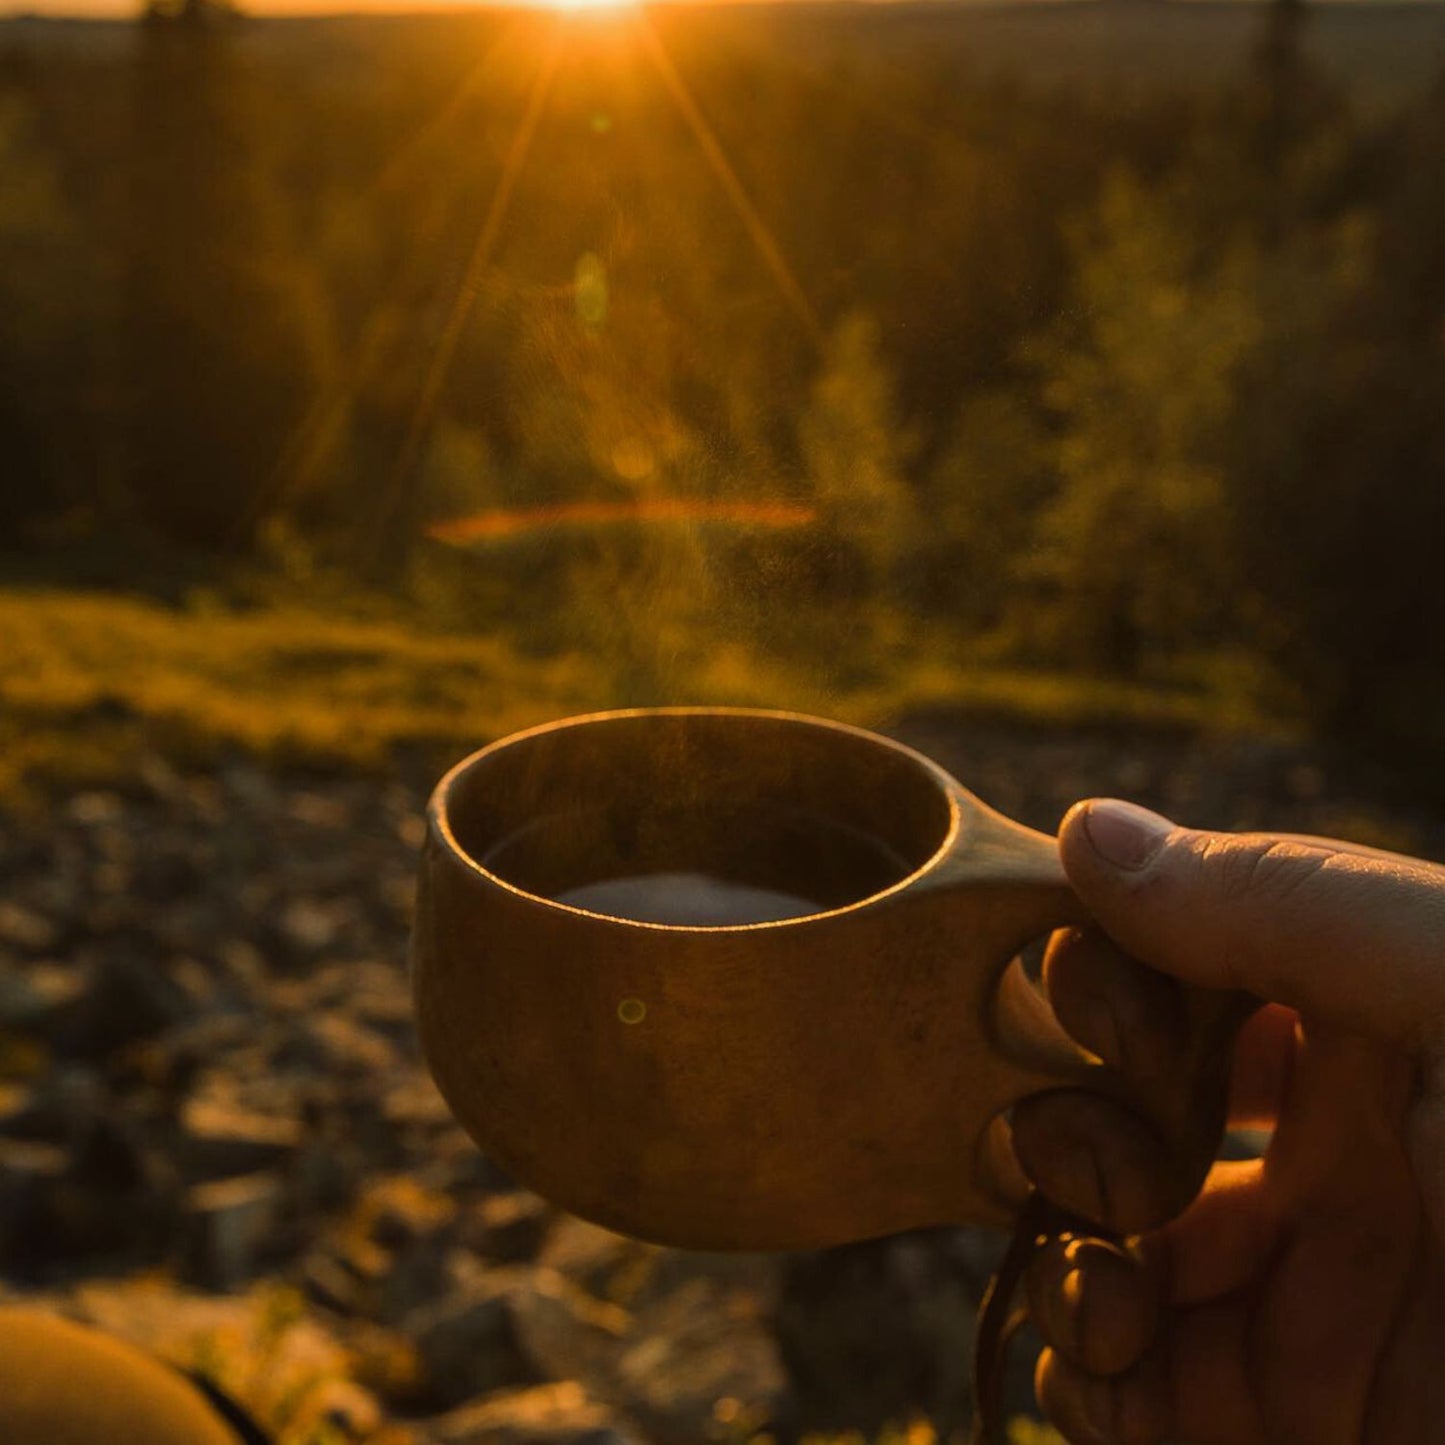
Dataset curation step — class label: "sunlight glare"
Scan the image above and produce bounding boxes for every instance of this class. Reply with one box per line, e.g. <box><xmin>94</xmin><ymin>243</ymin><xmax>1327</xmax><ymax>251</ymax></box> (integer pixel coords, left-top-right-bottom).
<box><xmin>551</xmin><ymin>0</ymin><xmax>635</xmax><ymax>13</ymax></box>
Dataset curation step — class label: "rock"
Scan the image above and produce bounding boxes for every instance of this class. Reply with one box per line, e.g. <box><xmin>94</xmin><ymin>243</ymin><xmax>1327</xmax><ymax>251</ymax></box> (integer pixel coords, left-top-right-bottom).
<box><xmin>216</xmin><ymin>939</ymin><xmax>267</xmax><ymax>992</ymax></box>
<box><xmin>431</xmin><ymin>1381</ymin><xmax>645</xmax><ymax>1445</ymax></box>
<box><xmin>360</xmin><ymin>1177</ymin><xmax>457</xmax><ymax>1252</ymax></box>
<box><xmin>348</xmin><ymin>1320</ymin><xmax>427</xmax><ymax>1409</ymax></box>
<box><xmin>0</xmin><ymin>962</ymin><xmax>84</xmax><ymax>1036</ymax></box>
<box><xmin>330</xmin><ymin>1177</ymin><xmax>463</xmax><ymax>1322</ymax></box>
<box><xmin>177</xmin><ymin>1099</ymin><xmax>301</xmax><ymax>1182</ymax></box>
<box><xmin>537</xmin><ymin>1218</ymin><xmax>642</xmax><ymax>1304</ymax></box>
<box><xmin>381</xmin><ymin>1076</ymin><xmax>456</xmax><ymax>1134</ymax></box>
<box><xmin>346</xmin><ymin>962</ymin><xmax>416</xmax><ymax>1043</ymax></box>
<box><xmin>184</xmin><ymin>1171</ymin><xmax>286</xmax><ymax>1289</ymax></box>
<box><xmin>133</xmin><ymin>848</ymin><xmax>203</xmax><ymax>904</ymax></box>
<box><xmin>0</xmin><ymin>1137</ymin><xmax>67</xmax><ymax>1275</ymax></box>
<box><xmin>279</xmin><ymin>897</ymin><xmax>342</xmax><ymax>955</ymax></box>
<box><xmin>288</xmin><ymin>1132</ymin><xmax>364</xmax><ymax>1217</ymax></box>
<box><xmin>771</xmin><ymin>1229</ymin><xmax>983</xmax><ymax>1440</ymax></box>
<box><xmin>0</xmin><ymin>1083</ymin><xmax>31</xmax><ymax>1130</ymax></box>
<box><xmin>0</xmin><ymin>902</ymin><xmax>61</xmax><ymax>954</ymax></box>
<box><xmin>332</xmin><ymin>1230</ymin><xmax>462</xmax><ymax>1329</ymax></box>
<box><xmin>54</xmin><ymin>951</ymin><xmax>197</xmax><ymax>1059</ymax></box>
<box><xmin>287</xmin><ymin>792</ymin><xmax>351</xmax><ymax>830</ymax></box>
<box><xmin>147</xmin><ymin>1015</ymin><xmax>254</xmax><ymax>1091</ymax></box>
<box><xmin>0</xmin><ymin>1065</ymin><xmax>105</xmax><ymax>1143</ymax></box>
<box><xmin>610</xmin><ymin>1275</ymin><xmax>784</xmax><ymax>1445</ymax></box>
<box><xmin>274</xmin><ymin>1014</ymin><xmax>397</xmax><ymax>1078</ymax></box>
<box><xmin>507</xmin><ymin>1267</ymin><xmax>630</xmax><ymax>1391</ymax></box>
<box><xmin>404</xmin><ymin>1276</ymin><xmax>544</xmax><ymax>1410</ymax></box>
<box><xmin>380</xmin><ymin>1243</ymin><xmax>464</xmax><ymax>1327</ymax></box>
<box><xmin>379</xmin><ymin>874</ymin><xmax>417</xmax><ymax>928</ymax></box>
<box><xmin>467</xmin><ymin>1193</ymin><xmax>552</xmax><ymax>1265</ymax></box>
<box><xmin>0</xmin><ymin>1137</ymin><xmax>69</xmax><ymax>1177</ymax></box>
<box><xmin>300</xmin><ymin>1376</ymin><xmax>386</xmax><ymax>1441</ymax></box>
<box><xmin>48</xmin><ymin>1113</ymin><xmax>182</xmax><ymax>1264</ymax></box>
<box><xmin>67</xmin><ymin>792</ymin><xmax>125</xmax><ymax>826</ymax></box>
<box><xmin>299</xmin><ymin>1247</ymin><xmax>367</xmax><ymax>1316</ymax></box>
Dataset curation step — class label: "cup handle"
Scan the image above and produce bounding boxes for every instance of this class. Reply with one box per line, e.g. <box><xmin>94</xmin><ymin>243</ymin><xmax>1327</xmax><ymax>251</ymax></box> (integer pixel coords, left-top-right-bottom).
<box><xmin>923</xmin><ymin>791</ymin><xmax>1259</xmax><ymax>1223</ymax></box>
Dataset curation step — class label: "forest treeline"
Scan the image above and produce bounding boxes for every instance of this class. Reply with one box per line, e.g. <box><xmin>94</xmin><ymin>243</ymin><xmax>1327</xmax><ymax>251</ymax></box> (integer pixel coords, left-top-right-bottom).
<box><xmin>2</xmin><ymin>3</ymin><xmax>1444</xmax><ymax>756</ymax></box>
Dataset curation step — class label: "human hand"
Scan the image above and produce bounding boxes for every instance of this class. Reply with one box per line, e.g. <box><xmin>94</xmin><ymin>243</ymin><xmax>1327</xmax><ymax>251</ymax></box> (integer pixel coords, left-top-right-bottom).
<box><xmin>1008</xmin><ymin>799</ymin><xmax>1445</xmax><ymax>1444</ymax></box>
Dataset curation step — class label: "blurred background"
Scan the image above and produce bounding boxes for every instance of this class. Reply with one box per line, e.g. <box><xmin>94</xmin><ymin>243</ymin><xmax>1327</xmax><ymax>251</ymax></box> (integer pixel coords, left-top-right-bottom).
<box><xmin>1</xmin><ymin>0</ymin><xmax>1444</xmax><ymax>1439</ymax></box>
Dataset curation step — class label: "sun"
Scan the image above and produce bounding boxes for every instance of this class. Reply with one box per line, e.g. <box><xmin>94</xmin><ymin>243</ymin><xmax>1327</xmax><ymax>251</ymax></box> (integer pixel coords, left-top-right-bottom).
<box><xmin>550</xmin><ymin>0</ymin><xmax>635</xmax><ymax>11</ymax></box>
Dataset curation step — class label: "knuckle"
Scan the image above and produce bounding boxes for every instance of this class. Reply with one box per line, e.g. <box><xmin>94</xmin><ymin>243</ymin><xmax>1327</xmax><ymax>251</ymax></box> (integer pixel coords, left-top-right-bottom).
<box><xmin>1199</xmin><ymin>834</ymin><xmax>1330</xmax><ymax>907</ymax></box>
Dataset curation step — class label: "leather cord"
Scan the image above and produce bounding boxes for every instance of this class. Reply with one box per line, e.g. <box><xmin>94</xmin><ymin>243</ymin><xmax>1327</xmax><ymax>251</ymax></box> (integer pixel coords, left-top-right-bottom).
<box><xmin>969</xmin><ymin>1191</ymin><xmax>1117</xmax><ymax>1445</ymax></box>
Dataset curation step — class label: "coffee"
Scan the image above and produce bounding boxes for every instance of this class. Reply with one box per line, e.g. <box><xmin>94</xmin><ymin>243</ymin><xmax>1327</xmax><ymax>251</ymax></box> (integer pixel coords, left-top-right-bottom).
<box><xmin>481</xmin><ymin>804</ymin><xmax>913</xmax><ymax>919</ymax></box>
<box><xmin>555</xmin><ymin>871</ymin><xmax>821</xmax><ymax>926</ymax></box>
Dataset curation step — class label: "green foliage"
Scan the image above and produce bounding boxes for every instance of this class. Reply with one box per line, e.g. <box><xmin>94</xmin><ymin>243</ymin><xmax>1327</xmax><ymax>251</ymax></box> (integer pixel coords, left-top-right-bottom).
<box><xmin>918</xmin><ymin>389</ymin><xmax>1054</xmax><ymax>628</ymax></box>
<box><xmin>800</xmin><ymin>310</ymin><xmax>916</xmax><ymax>592</ymax></box>
<box><xmin>0</xmin><ymin>585</ymin><xmax>1278</xmax><ymax>805</ymax></box>
<box><xmin>0</xmin><ymin>89</ymin><xmax>104</xmax><ymax>527</ymax></box>
<box><xmin>1015</xmin><ymin>166</ymin><xmax>1264</xmax><ymax>674</ymax></box>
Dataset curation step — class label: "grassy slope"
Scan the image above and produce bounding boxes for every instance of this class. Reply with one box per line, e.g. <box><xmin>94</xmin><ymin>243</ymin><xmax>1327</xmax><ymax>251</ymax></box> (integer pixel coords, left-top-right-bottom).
<box><xmin>0</xmin><ymin>587</ymin><xmax>1286</xmax><ymax>802</ymax></box>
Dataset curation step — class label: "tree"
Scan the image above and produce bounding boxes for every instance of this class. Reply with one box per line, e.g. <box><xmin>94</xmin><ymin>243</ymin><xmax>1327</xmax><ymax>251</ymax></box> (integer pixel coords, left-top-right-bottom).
<box><xmin>917</xmin><ymin>388</ymin><xmax>1054</xmax><ymax>631</ymax></box>
<box><xmin>1015</xmin><ymin>169</ymin><xmax>1262</xmax><ymax>675</ymax></box>
<box><xmin>118</xmin><ymin>0</ymin><xmax>319</xmax><ymax>547</ymax></box>
<box><xmin>0</xmin><ymin>85</ymin><xmax>103</xmax><ymax>532</ymax></box>
<box><xmin>798</xmin><ymin>310</ymin><xmax>916</xmax><ymax>604</ymax></box>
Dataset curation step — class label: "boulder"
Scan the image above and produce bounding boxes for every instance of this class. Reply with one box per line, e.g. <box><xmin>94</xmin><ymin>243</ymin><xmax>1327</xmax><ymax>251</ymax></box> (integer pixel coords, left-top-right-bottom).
<box><xmin>0</xmin><ymin>901</ymin><xmax>61</xmax><ymax>955</ymax></box>
<box><xmin>466</xmin><ymin>1192</ymin><xmax>552</xmax><ymax>1265</ymax></box>
<box><xmin>0</xmin><ymin>961</ymin><xmax>84</xmax><ymax>1037</ymax></box>
<box><xmin>403</xmin><ymin>1279</ymin><xmax>542</xmax><ymax>1410</ymax></box>
<box><xmin>430</xmin><ymin>1381</ymin><xmax>645</xmax><ymax>1445</ymax></box>
<box><xmin>54</xmin><ymin>951</ymin><xmax>197</xmax><ymax>1059</ymax></box>
<box><xmin>772</xmin><ymin>1229</ymin><xmax>986</xmax><ymax>1440</ymax></box>
<box><xmin>184</xmin><ymin>1171</ymin><xmax>287</xmax><ymax>1290</ymax></box>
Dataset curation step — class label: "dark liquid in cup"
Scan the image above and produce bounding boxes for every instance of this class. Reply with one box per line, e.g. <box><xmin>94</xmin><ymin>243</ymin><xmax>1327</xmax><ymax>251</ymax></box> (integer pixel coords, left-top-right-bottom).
<box><xmin>482</xmin><ymin>804</ymin><xmax>914</xmax><ymax>926</ymax></box>
<box><xmin>555</xmin><ymin>872</ymin><xmax>822</xmax><ymax>925</ymax></box>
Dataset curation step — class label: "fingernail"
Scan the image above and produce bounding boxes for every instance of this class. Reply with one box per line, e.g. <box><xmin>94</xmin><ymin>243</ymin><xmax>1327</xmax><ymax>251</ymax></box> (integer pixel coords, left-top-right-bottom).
<box><xmin>1077</xmin><ymin>991</ymin><xmax>1123</xmax><ymax>1069</ymax></box>
<box><xmin>1082</xmin><ymin>799</ymin><xmax>1172</xmax><ymax>873</ymax></box>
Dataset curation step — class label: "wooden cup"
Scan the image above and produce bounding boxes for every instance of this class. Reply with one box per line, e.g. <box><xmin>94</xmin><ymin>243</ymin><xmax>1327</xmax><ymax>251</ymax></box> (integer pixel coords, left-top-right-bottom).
<box><xmin>412</xmin><ymin>708</ymin><xmax>1245</xmax><ymax>1250</ymax></box>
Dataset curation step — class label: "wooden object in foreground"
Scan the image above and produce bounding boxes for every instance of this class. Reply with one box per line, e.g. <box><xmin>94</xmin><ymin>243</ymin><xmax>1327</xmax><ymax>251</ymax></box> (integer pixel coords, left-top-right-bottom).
<box><xmin>0</xmin><ymin>1309</ymin><xmax>247</xmax><ymax>1445</ymax></box>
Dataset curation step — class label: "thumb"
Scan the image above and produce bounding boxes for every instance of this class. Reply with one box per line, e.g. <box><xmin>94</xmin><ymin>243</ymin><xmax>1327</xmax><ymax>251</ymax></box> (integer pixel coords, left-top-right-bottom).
<box><xmin>1059</xmin><ymin>798</ymin><xmax>1445</xmax><ymax>1046</ymax></box>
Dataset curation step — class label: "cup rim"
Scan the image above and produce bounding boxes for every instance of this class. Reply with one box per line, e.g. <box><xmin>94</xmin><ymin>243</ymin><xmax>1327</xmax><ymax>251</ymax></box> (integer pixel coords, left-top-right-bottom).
<box><xmin>427</xmin><ymin>706</ymin><xmax>964</xmax><ymax>933</ymax></box>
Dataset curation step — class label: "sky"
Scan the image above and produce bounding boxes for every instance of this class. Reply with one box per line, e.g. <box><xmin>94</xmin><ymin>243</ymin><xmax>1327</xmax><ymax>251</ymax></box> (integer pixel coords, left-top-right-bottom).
<box><xmin>11</xmin><ymin>0</ymin><xmax>582</xmax><ymax>16</ymax></box>
<box><xmin>0</xmin><ymin>0</ymin><xmax>1140</xmax><ymax>23</ymax></box>
<box><xmin>5</xmin><ymin>0</ymin><xmax>1440</xmax><ymax>29</ymax></box>
<box><xmin>12</xmin><ymin>0</ymin><xmax>672</xmax><ymax>17</ymax></box>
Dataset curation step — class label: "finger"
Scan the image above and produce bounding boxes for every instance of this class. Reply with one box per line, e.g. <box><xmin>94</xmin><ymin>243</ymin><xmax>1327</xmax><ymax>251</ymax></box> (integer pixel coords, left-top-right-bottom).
<box><xmin>1265</xmin><ymin>1024</ymin><xmax>1415</xmax><ymax>1199</ymax></box>
<box><xmin>1036</xmin><ymin>929</ymin><xmax>1239</xmax><ymax>1222</ymax></box>
<box><xmin>1043</xmin><ymin>928</ymin><xmax>1188</xmax><ymax>1087</ymax></box>
<box><xmin>1026</xmin><ymin>1232</ymin><xmax>1160</xmax><ymax>1376</ymax></box>
<box><xmin>1010</xmin><ymin>1090</ymin><xmax>1181</xmax><ymax>1233</ymax></box>
<box><xmin>1058</xmin><ymin>799</ymin><xmax>1445</xmax><ymax>1044</ymax></box>
<box><xmin>1150</xmin><ymin>1157</ymin><xmax>1278</xmax><ymax>1306</ymax></box>
<box><xmin>1038</xmin><ymin>1302</ymin><xmax>1268</xmax><ymax>1445</ymax></box>
<box><xmin>1227</xmin><ymin>1004</ymin><xmax>1297</xmax><ymax>1128</ymax></box>
<box><xmin>1035</xmin><ymin>1343</ymin><xmax>1173</xmax><ymax>1445</ymax></box>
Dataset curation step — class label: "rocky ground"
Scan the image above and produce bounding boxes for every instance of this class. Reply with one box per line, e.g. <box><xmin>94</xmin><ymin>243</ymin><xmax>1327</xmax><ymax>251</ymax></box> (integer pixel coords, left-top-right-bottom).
<box><xmin>0</xmin><ymin>717</ymin><xmax>1439</xmax><ymax>1444</ymax></box>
